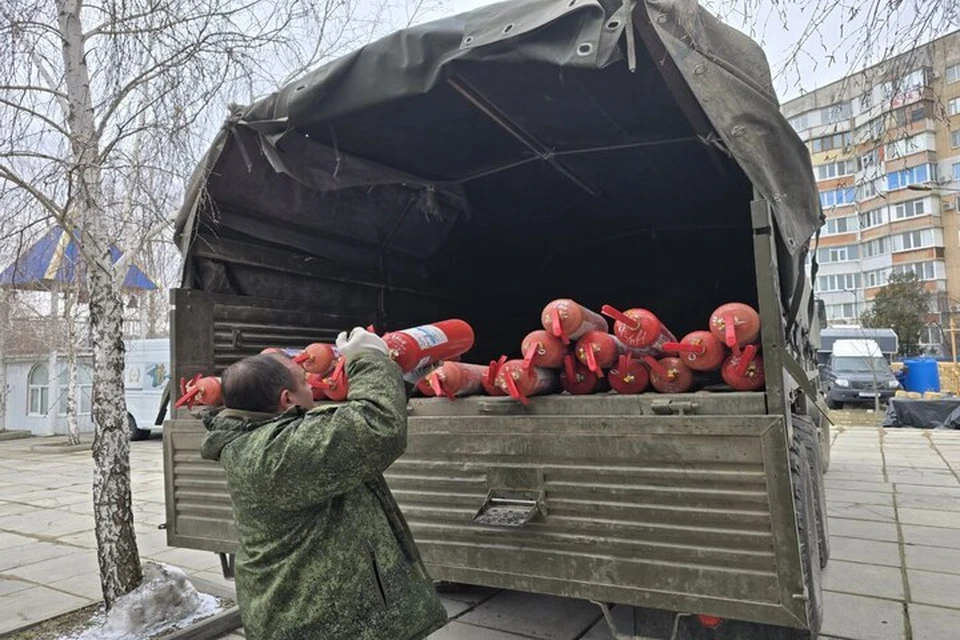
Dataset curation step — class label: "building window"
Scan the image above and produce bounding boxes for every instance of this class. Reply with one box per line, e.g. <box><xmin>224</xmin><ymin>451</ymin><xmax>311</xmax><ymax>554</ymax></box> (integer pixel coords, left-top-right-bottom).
<box><xmin>893</xmin><ymin>229</ymin><xmax>935</xmax><ymax>251</ymax></box>
<box><xmin>790</xmin><ymin>113</ymin><xmax>809</xmax><ymax>132</ymax></box>
<box><xmin>864</xmin><ymin>236</ymin><xmax>890</xmax><ymax>257</ymax></box>
<box><xmin>815</xmin><ymin>159</ymin><xmax>857</xmax><ymax>181</ymax></box>
<box><xmin>892</xmin><ymin>261</ymin><xmax>940</xmax><ymax>281</ymax></box>
<box><xmin>952</xmin><ymin>130</ymin><xmax>960</xmax><ymax>149</ymax></box>
<box><xmin>865</xmin><ymin>269</ymin><xmax>890</xmax><ymax>288</ymax></box>
<box><xmin>921</xmin><ymin>325</ymin><xmax>942</xmax><ymax>346</ymax></box>
<box><xmin>817</xmin><ymin>244</ymin><xmax>859</xmax><ymax>263</ymax></box>
<box><xmin>893</xmin><ymin>199</ymin><xmax>927</xmax><ymax>220</ymax></box>
<box><xmin>27</xmin><ymin>364</ymin><xmax>49</xmax><ymax>416</ymax></box>
<box><xmin>823</xmin><ymin>215</ymin><xmax>859</xmax><ymax>235</ymax></box>
<box><xmin>887</xmin><ymin>164</ymin><xmax>933</xmax><ymax>190</ymax></box>
<box><xmin>821</xmin><ymin>102</ymin><xmax>852</xmax><ymax>125</ymax></box>
<box><xmin>820</xmin><ymin>187</ymin><xmax>857</xmax><ymax>208</ymax></box>
<box><xmin>948</xmin><ymin>65</ymin><xmax>960</xmax><ymax>84</ymax></box>
<box><xmin>858</xmin><ymin>180</ymin><xmax>878</xmax><ymax>200</ymax></box>
<box><xmin>953</xmin><ymin>163</ymin><xmax>960</xmax><ymax>182</ymax></box>
<box><xmin>886</xmin><ymin>134</ymin><xmax>929</xmax><ymax>159</ymax></box>
<box><xmin>860</xmin><ymin>208</ymin><xmax>886</xmax><ymax>228</ymax></box>
<box><xmin>950</xmin><ymin>98</ymin><xmax>960</xmax><ymax>116</ymax></box>
<box><xmin>911</xmin><ymin>106</ymin><xmax>926</xmax><ymax>122</ymax></box>
<box><xmin>811</xmin><ymin>132</ymin><xmax>853</xmax><ymax>153</ymax></box>
<box><xmin>57</xmin><ymin>365</ymin><xmax>94</xmax><ymax>416</ymax></box>
<box><xmin>817</xmin><ymin>273</ymin><xmax>861</xmax><ymax>292</ymax></box>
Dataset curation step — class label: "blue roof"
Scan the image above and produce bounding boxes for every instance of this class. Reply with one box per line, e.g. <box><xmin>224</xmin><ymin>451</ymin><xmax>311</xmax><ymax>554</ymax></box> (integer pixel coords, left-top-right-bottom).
<box><xmin>0</xmin><ymin>227</ymin><xmax>158</xmax><ymax>291</ymax></box>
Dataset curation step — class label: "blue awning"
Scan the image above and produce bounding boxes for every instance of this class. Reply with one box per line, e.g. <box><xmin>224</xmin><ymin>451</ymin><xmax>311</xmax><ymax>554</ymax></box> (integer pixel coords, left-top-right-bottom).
<box><xmin>0</xmin><ymin>227</ymin><xmax>158</xmax><ymax>291</ymax></box>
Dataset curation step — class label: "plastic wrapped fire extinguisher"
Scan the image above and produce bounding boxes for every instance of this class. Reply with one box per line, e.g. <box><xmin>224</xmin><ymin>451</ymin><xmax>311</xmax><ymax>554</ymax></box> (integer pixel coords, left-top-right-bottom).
<box><xmin>709</xmin><ymin>302</ymin><xmax>760</xmax><ymax>356</ymax></box>
<box><xmin>721</xmin><ymin>345</ymin><xmax>765</xmax><ymax>391</ymax></box>
<box><xmin>663</xmin><ymin>331</ymin><xmax>727</xmax><ymax>372</ymax></box>
<box><xmin>574</xmin><ymin>331</ymin><xmax>627</xmax><ymax>378</ymax></box>
<box><xmin>608</xmin><ymin>355</ymin><xmax>650</xmax><ymax>394</ymax></box>
<box><xmin>644</xmin><ymin>356</ymin><xmax>694</xmax><ymax>394</ymax></box>
<box><xmin>541</xmin><ymin>299</ymin><xmax>608</xmax><ymax>345</ymax></box>
<box><xmin>521</xmin><ymin>330</ymin><xmax>567</xmax><ymax>370</ymax></box>
<box><xmin>560</xmin><ymin>355</ymin><xmax>603</xmax><ymax>395</ymax></box>
<box><xmin>293</xmin><ymin>343</ymin><xmax>339</xmax><ymax>375</ymax></box>
<box><xmin>495</xmin><ymin>360</ymin><xmax>560</xmax><ymax>405</ymax></box>
<box><xmin>483</xmin><ymin>356</ymin><xmax>508</xmax><ymax>396</ymax></box>
<box><xmin>418</xmin><ymin>362</ymin><xmax>488</xmax><ymax>400</ymax></box>
<box><xmin>601</xmin><ymin>305</ymin><xmax>676</xmax><ymax>355</ymax></box>
<box><xmin>175</xmin><ymin>375</ymin><xmax>222</xmax><ymax>409</ymax></box>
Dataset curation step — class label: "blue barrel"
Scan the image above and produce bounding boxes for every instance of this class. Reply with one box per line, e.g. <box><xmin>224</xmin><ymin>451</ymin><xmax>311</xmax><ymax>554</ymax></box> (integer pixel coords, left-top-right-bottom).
<box><xmin>902</xmin><ymin>357</ymin><xmax>941</xmax><ymax>393</ymax></box>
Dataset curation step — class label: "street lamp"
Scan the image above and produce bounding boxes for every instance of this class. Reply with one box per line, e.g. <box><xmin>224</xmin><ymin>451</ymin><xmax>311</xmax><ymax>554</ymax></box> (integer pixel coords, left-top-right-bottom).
<box><xmin>907</xmin><ymin>184</ymin><xmax>960</xmax><ymax>192</ymax></box>
<box><xmin>841</xmin><ymin>289</ymin><xmax>859</xmax><ymax>322</ymax></box>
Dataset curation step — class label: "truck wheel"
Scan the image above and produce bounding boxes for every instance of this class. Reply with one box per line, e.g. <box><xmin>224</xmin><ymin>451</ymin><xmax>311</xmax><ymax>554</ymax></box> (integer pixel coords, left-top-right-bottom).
<box><xmin>129</xmin><ymin>412</ymin><xmax>151</xmax><ymax>441</ymax></box>
<box><xmin>793</xmin><ymin>415</ymin><xmax>830</xmax><ymax>568</ymax></box>
<box><xmin>789</xmin><ymin>437</ymin><xmax>823</xmax><ymax>636</ymax></box>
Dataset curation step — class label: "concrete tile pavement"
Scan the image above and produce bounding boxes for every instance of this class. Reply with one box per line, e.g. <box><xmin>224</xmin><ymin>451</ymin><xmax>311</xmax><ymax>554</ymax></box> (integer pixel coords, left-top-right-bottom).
<box><xmin>0</xmin><ymin>424</ymin><xmax>959</xmax><ymax>639</ymax></box>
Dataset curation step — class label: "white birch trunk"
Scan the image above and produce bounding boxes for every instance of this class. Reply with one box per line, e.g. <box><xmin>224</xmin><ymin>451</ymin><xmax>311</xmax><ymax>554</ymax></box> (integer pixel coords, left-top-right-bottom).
<box><xmin>57</xmin><ymin>0</ymin><xmax>142</xmax><ymax>608</ymax></box>
<box><xmin>65</xmin><ymin>291</ymin><xmax>81</xmax><ymax>446</ymax></box>
<box><xmin>0</xmin><ymin>291</ymin><xmax>8</xmax><ymax>432</ymax></box>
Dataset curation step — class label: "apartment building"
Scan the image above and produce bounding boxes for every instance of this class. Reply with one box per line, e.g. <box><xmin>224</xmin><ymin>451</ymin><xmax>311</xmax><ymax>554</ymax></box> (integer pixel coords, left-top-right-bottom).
<box><xmin>782</xmin><ymin>31</ymin><xmax>960</xmax><ymax>351</ymax></box>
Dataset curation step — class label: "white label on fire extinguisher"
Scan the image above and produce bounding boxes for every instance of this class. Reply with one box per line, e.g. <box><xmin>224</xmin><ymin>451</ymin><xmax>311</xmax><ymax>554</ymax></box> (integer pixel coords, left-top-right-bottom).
<box><xmin>400</xmin><ymin>325</ymin><xmax>448</xmax><ymax>350</ymax></box>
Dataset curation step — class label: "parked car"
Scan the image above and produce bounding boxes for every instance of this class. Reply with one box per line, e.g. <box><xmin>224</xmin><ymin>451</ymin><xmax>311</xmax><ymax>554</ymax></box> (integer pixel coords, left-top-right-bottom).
<box><xmin>821</xmin><ymin>339</ymin><xmax>899</xmax><ymax>409</ymax></box>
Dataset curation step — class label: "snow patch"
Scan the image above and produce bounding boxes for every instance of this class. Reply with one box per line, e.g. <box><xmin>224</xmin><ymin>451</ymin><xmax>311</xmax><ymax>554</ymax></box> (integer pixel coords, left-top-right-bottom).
<box><xmin>66</xmin><ymin>562</ymin><xmax>224</xmax><ymax>640</ymax></box>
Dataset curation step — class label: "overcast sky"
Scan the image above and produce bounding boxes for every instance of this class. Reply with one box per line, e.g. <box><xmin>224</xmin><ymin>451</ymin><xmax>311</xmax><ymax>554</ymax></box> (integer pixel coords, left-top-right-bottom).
<box><xmin>436</xmin><ymin>0</ymin><xmax>949</xmax><ymax>103</ymax></box>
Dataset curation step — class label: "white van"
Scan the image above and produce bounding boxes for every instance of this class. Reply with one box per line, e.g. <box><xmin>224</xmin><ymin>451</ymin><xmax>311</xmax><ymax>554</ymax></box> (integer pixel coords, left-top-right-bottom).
<box><xmin>124</xmin><ymin>338</ymin><xmax>170</xmax><ymax>440</ymax></box>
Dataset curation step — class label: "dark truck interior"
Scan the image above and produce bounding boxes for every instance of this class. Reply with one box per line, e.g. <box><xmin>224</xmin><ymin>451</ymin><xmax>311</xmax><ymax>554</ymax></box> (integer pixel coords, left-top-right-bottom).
<box><xmin>183</xmin><ymin>55</ymin><xmax>759</xmax><ymax>367</ymax></box>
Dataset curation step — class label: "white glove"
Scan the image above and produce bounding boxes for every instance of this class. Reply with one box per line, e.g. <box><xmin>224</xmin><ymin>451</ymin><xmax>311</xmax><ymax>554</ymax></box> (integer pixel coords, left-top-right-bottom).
<box><xmin>335</xmin><ymin>327</ymin><xmax>390</xmax><ymax>359</ymax></box>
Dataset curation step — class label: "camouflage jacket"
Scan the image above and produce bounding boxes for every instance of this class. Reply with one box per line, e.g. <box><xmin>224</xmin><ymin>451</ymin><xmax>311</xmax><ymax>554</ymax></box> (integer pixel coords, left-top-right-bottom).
<box><xmin>201</xmin><ymin>351</ymin><xmax>446</xmax><ymax>640</ymax></box>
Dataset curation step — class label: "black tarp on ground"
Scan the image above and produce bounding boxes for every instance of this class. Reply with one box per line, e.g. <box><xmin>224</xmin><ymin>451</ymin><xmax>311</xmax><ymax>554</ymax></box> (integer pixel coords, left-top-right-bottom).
<box><xmin>883</xmin><ymin>398</ymin><xmax>960</xmax><ymax>429</ymax></box>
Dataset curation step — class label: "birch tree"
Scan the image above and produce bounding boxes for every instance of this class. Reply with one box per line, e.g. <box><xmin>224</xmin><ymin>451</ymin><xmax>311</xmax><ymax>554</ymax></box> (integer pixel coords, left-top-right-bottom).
<box><xmin>1</xmin><ymin>0</ymin><xmax>443</xmax><ymax>610</ymax></box>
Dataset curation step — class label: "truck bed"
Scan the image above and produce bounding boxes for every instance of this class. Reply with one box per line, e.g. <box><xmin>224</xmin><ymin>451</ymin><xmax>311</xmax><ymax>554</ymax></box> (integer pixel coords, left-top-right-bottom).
<box><xmin>164</xmin><ymin>391</ymin><xmax>808</xmax><ymax>629</ymax></box>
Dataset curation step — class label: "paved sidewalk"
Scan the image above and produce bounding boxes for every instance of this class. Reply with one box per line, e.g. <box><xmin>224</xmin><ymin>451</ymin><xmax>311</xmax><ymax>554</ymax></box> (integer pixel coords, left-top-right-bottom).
<box><xmin>1</xmin><ymin>424</ymin><xmax>959</xmax><ymax>639</ymax></box>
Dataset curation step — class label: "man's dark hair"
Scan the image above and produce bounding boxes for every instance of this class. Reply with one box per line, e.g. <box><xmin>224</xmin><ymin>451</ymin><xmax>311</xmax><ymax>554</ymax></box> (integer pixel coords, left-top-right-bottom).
<box><xmin>221</xmin><ymin>354</ymin><xmax>298</xmax><ymax>413</ymax></box>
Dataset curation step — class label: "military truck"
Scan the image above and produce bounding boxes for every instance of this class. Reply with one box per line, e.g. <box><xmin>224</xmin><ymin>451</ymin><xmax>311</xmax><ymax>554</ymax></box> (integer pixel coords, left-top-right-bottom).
<box><xmin>164</xmin><ymin>1</ymin><xmax>831</xmax><ymax>637</ymax></box>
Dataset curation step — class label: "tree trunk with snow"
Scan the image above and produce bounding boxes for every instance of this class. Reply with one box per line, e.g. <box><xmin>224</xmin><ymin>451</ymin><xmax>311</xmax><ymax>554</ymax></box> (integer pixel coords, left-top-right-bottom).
<box><xmin>56</xmin><ymin>0</ymin><xmax>142</xmax><ymax>607</ymax></box>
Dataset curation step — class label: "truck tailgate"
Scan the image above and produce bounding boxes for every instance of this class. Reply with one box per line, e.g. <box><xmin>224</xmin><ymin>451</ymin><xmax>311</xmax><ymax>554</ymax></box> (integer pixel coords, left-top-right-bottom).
<box><xmin>164</xmin><ymin>392</ymin><xmax>807</xmax><ymax>628</ymax></box>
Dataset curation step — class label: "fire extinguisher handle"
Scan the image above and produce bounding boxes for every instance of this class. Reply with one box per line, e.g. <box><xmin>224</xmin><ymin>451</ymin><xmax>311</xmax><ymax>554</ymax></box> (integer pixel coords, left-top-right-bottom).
<box><xmin>601</xmin><ymin>305</ymin><xmax>638</xmax><ymax>329</ymax></box>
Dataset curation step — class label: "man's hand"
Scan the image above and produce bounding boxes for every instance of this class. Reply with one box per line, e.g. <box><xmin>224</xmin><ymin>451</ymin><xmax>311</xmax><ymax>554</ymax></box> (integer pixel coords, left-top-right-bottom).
<box><xmin>336</xmin><ymin>326</ymin><xmax>390</xmax><ymax>359</ymax></box>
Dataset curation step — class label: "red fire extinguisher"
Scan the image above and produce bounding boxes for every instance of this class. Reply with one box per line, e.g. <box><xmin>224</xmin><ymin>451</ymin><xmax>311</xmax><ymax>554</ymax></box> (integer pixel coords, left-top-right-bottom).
<box><xmin>306</xmin><ymin>373</ymin><xmax>330</xmax><ymax>401</ymax></box>
<box><xmin>560</xmin><ymin>355</ymin><xmax>603</xmax><ymax>395</ymax></box>
<box><xmin>175</xmin><ymin>375</ymin><xmax>222</xmax><ymax>409</ymax></box>
<box><xmin>521</xmin><ymin>329</ymin><xmax>567</xmax><ymax>370</ymax></box>
<box><xmin>601</xmin><ymin>305</ymin><xmax>676</xmax><ymax>354</ymax></box>
<box><xmin>644</xmin><ymin>356</ymin><xmax>694</xmax><ymax>394</ymax></box>
<box><xmin>418</xmin><ymin>362</ymin><xmax>488</xmax><ymax>400</ymax></box>
<box><xmin>383</xmin><ymin>319</ymin><xmax>475</xmax><ymax>373</ymax></box>
<box><xmin>722</xmin><ymin>345</ymin><xmax>765</xmax><ymax>391</ymax></box>
<box><xmin>495</xmin><ymin>360</ymin><xmax>560</xmax><ymax>405</ymax></box>
<box><xmin>483</xmin><ymin>356</ymin><xmax>508</xmax><ymax>396</ymax></box>
<box><xmin>309</xmin><ymin>358</ymin><xmax>349</xmax><ymax>401</ymax></box>
<box><xmin>574</xmin><ymin>331</ymin><xmax>625</xmax><ymax>378</ymax></box>
<box><xmin>293</xmin><ymin>343</ymin><xmax>339</xmax><ymax>375</ymax></box>
<box><xmin>608</xmin><ymin>355</ymin><xmax>650</xmax><ymax>394</ymax></box>
<box><xmin>663</xmin><ymin>331</ymin><xmax>727</xmax><ymax>372</ymax></box>
<box><xmin>709</xmin><ymin>303</ymin><xmax>760</xmax><ymax>356</ymax></box>
<box><xmin>541</xmin><ymin>299</ymin><xmax>608</xmax><ymax>345</ymax></box>
<box><xmin>261</xmin><ymin>347</ymin><xmax>302</xmax><ymax>358</ymax></box>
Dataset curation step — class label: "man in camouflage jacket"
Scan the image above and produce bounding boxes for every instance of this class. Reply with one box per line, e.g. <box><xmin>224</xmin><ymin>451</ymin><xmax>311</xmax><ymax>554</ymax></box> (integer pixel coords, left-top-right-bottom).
<box><xmin>200</xmin><ymin>327</ymin><xmax>447</xmax><ymax>640</ymax></box>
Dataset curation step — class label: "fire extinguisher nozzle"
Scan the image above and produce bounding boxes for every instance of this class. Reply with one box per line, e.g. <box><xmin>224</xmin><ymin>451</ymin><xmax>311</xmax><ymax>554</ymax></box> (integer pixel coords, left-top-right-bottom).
<box><xmin>601</xmin><ymin>305</ymin><xmax>638</xmax><ymax>329</ymax></box>
<box><xmin>723</xmin><ymin>312</ymin><xmax>738</xmax><ymax>349</ymax></box>
<box><xmin>549</xmin><ymin>307</ymin><xmax>568</xmax><ymax>344</ymax></box>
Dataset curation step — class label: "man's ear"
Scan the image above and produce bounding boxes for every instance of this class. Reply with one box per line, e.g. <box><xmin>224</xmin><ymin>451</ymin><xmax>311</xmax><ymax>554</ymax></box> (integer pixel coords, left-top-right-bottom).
<box><xmin>279</xmin><ymin>388</ymin><xmax>294</xmax><ymax>410</ymax></box>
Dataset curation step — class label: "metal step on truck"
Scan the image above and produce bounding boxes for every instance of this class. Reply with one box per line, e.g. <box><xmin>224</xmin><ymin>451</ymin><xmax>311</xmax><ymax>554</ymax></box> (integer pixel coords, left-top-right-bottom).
<box><xmin>163</xmin><ymin>1</ymin><xmax>832</xmax><ymax>637</ymax></box>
